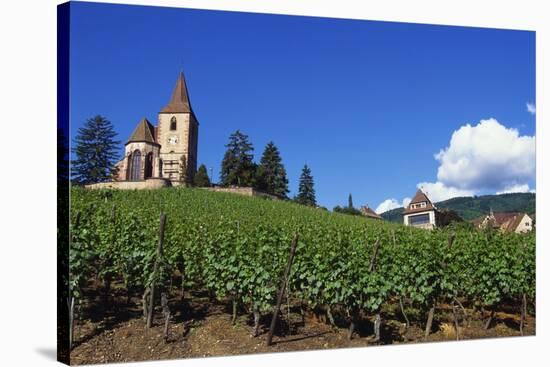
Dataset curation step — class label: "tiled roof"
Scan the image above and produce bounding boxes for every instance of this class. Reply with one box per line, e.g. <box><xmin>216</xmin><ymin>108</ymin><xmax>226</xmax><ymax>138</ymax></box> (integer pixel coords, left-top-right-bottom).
<box><xmin>360</xmin><ymin>205</ymin><xmax>383</xmax><ymax>219</ymax></box>
<box><xmin>160</xmin><ymin>72</ymin><xmax>193</xmax><ymax>114</ymax></box>
<box><xmin>403</xmin><ymin>189</ymin><xmax>435</xmax><ymax>214</ymax></box>
<box><xmin>472</xmin><ymin>212</ymin><xmax>531</xmax><ymax>232</ymax></box>
<box><xmin>127</xmin><ymin>118</ymin><xmax>157</xmax><ymax>144</ymax></box>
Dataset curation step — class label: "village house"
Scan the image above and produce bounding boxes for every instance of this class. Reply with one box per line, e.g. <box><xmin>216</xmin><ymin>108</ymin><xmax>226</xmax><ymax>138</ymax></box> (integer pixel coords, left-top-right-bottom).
<box><xmin>360</xmin><ymin>205</ymin><xmax>383</xmax><ymax>220</ymax></box>
<box><xmin>472</xmin><ymin>211</ymin><xmax>534</xmax><ymax>234</ymax></box>
<box><xmin>403</xmin><ymin>189</ymin><xmax>439</xmax><ymax>230</ymax></box>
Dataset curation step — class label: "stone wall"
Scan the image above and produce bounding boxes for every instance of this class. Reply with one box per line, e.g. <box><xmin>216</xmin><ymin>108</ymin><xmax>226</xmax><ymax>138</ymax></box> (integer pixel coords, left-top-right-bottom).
<box><xmin>201</xmin><ymin>186</ymin><xmax>281</xmax><ymax>200</ymax></box>
<box><xmin>157</xmin><ymin>112</ymin><xmax>197</xmax><ymax>182</ymax></box>
<box><xmin>85</xmin><ymin>178</ymin><xmax>171</xmax><ymax>190</ymax></box>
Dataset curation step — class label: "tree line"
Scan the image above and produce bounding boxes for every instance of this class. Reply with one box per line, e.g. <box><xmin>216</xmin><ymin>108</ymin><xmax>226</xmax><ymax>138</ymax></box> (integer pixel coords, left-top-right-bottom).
<box><xmin>71</xmin><ymin>116</ymin><xmax>318</xmax><ymax>207</ymax></box>
<box><xmin>219</xmin><ymin>130</ymin><xmax>316</xmax><ymax>206</ymax></box>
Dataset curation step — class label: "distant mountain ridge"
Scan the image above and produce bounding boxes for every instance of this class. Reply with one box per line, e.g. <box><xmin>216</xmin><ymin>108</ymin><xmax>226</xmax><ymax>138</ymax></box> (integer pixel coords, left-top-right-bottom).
<box><xmin>380</xmin><ymin>192</ymin><xmax>536</xmax><ymax>223</ymax></box>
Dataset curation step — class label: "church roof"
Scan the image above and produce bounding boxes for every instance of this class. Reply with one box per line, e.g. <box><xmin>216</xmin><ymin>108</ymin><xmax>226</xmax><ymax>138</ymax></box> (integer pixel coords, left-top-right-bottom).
<box><xmin>472</xmin><ymin>212</ymin><xmax>530</xmax><ymax>233</ymax></box>
<box><xmin>360</xmin><ymin>205</ymin><xmax>383</xmax><ymax>219</ymax></box>
<box><xmin>160</xmin><ymin>72</ymin><xmax>194</xmax><ymax>114</ymax></box>
<box><xmin>403</xmin><ymin>189</ymin><xmax>436</xmax><ymax>214</ymax></box>
<box><xmin>126</xmin><ymin>118</ymin><xmax>158</xmax><ymax>145</ymax></box>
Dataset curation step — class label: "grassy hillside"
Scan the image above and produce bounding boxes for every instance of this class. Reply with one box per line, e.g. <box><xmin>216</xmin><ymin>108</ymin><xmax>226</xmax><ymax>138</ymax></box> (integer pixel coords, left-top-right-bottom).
<box><xmin>381</xmin><ymin>192</ymin><xmax>536</xmax><ymax>223</ymax></box>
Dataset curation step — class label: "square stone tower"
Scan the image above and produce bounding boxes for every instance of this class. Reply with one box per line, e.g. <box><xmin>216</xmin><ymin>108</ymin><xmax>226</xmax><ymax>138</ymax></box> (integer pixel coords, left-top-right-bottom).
<box><xmin>157</xmin><ymin>72</ymin><xmax>199</xmax><ymax>183</ymax></box>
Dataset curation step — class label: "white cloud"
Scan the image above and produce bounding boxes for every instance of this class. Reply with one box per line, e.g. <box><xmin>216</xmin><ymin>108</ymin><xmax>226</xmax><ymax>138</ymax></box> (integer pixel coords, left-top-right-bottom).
<box><xmin>416</xmin><ymin>181</ymin><xmax>474</xmax><ymax>202</ymax></box>
<box><xmin>378</xmin><ymin>118</ymin><xmax>535</xmax><ymax>210</ymax></box>
<box><xmin>496</xmin><ymin>183</ymin><xmax>531</xmax><ymax>194</ymax></box>
<box><xmin>435</xmin><ymin>118</ymin><xmax>535</xmax><ymax>192</ymax></box>
<box><xmin>375</xmin><ymin>197</ymin><xmax>411</xmax><ymax>214</ymax></box>
<box><xmin>526</xmin><ymin>102</ymin><xmax>536</xmax><ymax>115</ymax></box>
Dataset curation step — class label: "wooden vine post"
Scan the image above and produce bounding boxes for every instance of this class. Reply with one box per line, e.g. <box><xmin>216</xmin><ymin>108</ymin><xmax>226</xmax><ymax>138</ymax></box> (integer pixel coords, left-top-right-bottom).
<box><xmin>399</xmin><ymin>296</ymin><xmax>410</xmax><ymax>329</ymax></box>
<box><xmin>147</xmin><ymin>212</ymin><xmax>167</xmax><ymax>329</ymax></box>
<box><xmin>370</xmin><ymin>238</ymin><xmax>382</xmax><ymax>342</ymax></box>
<box><xmin>69</xmin><ymin>211</ymin><xmax>81</xmax><ymax>350</ymax></box>
<box><xmin>425</xmin><ymin>233</ymin><xmax>455</xmax><ymax>340</ymax></box>
<box><xmin>161</xmin><ymin>292</ymin><xmax>171</xmax><ymax>341</ymax></box>
<box><xmin>266</xmin><ymin>234</ymin><xmax>299</xmax><ymax>346</ymax></box>
<box><xmin>520</xmin><ymin>293</ymin><xmax>527</xmax><ymax>336</ymax></box>
<box><xmin>349</xmin><ymin>238</ymin><xmax>381</xmax><ymax>341</ymax></box>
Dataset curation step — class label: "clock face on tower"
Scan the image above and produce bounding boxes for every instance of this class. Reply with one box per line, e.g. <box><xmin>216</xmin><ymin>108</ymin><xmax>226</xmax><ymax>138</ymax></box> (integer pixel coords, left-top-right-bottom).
<box><xmin>168</xmin><ymin>135</ymin><xmax>179</xmax><ymax>145</ymax></box>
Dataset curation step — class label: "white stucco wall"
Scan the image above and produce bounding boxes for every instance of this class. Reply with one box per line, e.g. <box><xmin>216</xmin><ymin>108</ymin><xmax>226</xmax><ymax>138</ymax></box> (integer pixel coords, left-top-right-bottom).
<box><xmin>515</xmin><ymin>214</ymin><xmax>533</xmax><ymax>233</ymax></box>
<box><xmin>404</xmin><ymin>210</ymin><xmax>436</xmax><ymax>230</ymax></box>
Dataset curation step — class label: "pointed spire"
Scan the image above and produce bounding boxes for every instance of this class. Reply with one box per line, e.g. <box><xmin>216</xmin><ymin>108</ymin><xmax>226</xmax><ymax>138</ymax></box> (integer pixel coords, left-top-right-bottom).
<box><xmin>160</xmin><ymin>72</ymin><xmax>193</xmax><ymax>114</ymax></box>
<box><xmin>127</xmin><ymin>118</ymin><xmax>157</xmax><ymax>144</ymax></box>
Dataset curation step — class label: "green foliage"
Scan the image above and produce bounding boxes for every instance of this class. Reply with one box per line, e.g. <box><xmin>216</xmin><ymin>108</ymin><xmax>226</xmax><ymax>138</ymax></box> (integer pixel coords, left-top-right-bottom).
<box><xmin>193</xmin><ymin>164</ymin><xmax>211</xmax><ymax>187</ymax></box>
<box><xmin>437</xmin><ymin>209</ymin><xmax>464</xmax><ymax>227</ymax></box>
<box><xmin>333</xmin><ymin>205</ymin><xmax>363</xmax><ymax>217</ymax></box>
<box><xmin>220</xmin><ymin>130</ymin><xmax>256</xmax><ymax>187</ymax></box>
<box><xmin>71</xmin><ymin>115</ymin><xmax>121</xmax><ymax>185</ymax></box>
<box><xmin>381</xmin><ymin>193</ymin><xmax>536</xmax><ymax>222</ymax></box>
<box><xmin>255</xmin><ymin>142</ymin><xmax>289</xmax><ymax>198</ymax></box>
<box><xmin>295</xmin><ymin>164</ymin><xmax>316</xmax><ymax>207</ymax></box>
<box><xmin>70</xmin><ymin>187</ymin><xmax>535</xmax><ymax>322</ymax></box>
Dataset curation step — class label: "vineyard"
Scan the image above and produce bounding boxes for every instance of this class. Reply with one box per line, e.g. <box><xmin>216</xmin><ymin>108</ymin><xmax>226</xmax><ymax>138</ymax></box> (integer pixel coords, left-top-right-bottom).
<box><xmin>68</xmin><ymin>187</ymin><xmax>536</xmax><ymax>363</ymax></box>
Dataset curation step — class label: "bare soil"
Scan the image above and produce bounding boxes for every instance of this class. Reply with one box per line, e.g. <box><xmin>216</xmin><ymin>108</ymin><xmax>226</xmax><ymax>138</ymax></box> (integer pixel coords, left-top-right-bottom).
<box><xmin>70</xmin><ymin>286</ymin><xmax>535</xmax><ymax>365</ymax></box>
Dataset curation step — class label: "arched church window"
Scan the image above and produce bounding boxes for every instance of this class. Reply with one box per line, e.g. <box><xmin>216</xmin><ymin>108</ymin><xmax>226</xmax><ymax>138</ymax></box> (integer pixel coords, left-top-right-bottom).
<box><xmin>144</xmin><ymin>152</ymin><xmax>153</xmax><ymax>179</ymax></box>
<box><xmin>129</xmin><ymin>150</ymin><xmax>142</xmax><ymax>181</ymax></box>
<box><xmin>170</xmin><ymin>116</ymin><xmax>177</xmax><ymax>131</ymax></box>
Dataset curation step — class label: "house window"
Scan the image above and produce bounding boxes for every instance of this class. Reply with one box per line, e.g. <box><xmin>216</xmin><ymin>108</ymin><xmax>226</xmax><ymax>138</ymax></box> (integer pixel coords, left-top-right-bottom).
<box><xmin>411</xmin><ymin>202</ymin><xmax>427</xmax><ymax>209</ymax></box>
<box><xmin>170</xmin><ymin>116</ymin><xmax>177</xmax><ymax>130</ymax></box>
<box><xmin>409</xmin><ymin>213</ymin><xmax>430</xmax><ymax>226</ymax></box>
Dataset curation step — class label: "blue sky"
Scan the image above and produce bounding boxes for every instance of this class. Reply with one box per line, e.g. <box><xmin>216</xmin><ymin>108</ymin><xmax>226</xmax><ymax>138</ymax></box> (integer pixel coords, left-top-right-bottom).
<box><xmin>69</xmin><ymin>2</ymin><xmax>536</xmax><ymax>211</ymax></box>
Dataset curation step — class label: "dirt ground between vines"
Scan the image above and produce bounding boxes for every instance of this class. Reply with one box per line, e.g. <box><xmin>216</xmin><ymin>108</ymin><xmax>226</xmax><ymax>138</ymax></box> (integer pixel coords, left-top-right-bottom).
<box><xmin>70</xmin><ymin>290</ymin><xmax>535</xmax><ymax>365</ymax></box>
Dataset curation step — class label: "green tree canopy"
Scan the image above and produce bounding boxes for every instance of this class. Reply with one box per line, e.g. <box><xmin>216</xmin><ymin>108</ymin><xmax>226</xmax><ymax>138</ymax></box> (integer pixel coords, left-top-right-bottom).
<box><xmin>295</xmin><ymin>164</ymin><xmax>316</xmax><ymax>207</ymax></box>
<box><xmin>220</xmin><ymin>130</ymin><xmax>256</xmax><ymax>187</ymax></box>
<box><xmin>333</xmin><ymin>205</ymin><xmax>363</xmax><ymax>217</ymax></box>
<box><xmin>71</xmin><ymin>115</ymin><xmax>120</xmax><ymax>185</ymax></box>
<box><xmin>194</xmin><ymin>164</ymin><xmax>211</xmax><ymax>187</ymax></box>
<box><xmin>256</xmin><ymin>141</ymin><xmax>289</xmax><ymax>198</ymax></box>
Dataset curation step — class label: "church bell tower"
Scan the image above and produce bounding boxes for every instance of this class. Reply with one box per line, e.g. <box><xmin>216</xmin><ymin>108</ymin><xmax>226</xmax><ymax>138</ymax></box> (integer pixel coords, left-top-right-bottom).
<box><xmin>157</xmin><ymin>72</ymin><xmax>199</xmax><ymax>183</ymax></box>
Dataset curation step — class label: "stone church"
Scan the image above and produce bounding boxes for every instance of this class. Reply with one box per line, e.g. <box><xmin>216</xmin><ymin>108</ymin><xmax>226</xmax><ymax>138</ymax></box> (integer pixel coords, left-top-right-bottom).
<box><xmin>115</xmin><ymin>72</ymin><xmax>199</xmax><ymax>185</ymax></box>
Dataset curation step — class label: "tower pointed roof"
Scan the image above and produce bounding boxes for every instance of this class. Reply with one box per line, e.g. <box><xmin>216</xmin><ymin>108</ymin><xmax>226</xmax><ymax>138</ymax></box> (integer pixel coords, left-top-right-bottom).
<box><xmin>126</xmin><ymin>118</ymin><xmax>158</xmax><ymax>145</ymax></box>
<box><xmin>160</xmin><ymin>71</ymin><xmax>194</xmax><ymax>114</ymax></box>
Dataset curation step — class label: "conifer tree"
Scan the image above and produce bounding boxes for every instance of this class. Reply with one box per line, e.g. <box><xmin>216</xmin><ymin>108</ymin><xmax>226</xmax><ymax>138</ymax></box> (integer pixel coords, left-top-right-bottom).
<box><xmin>256</xmin><ymin>141</ymin><xmax>289</xmax><ymax>197</ymax></box>
<box><xmin>194</xmin><ymin>164</ymin><xmax>211</xmax><ymax>187</ymax></box>
<box><xmin>348</xmin><ymin>193</ymin><xmax>354</xmax><ymax>209</ymax></box>
<box><xmin>71</xmin><ymin>115</ymin><xmax>120</xmax><ymax>185</ymax></box>
<box><xmin>220</xmin><ymin>130</ymin><xmax>256</xmax><ymax>187</ymax></box>
<box><xmin>296</xmin><ymin>164</ymin><xmax>316</xmax><ymax>206</ymax></box>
